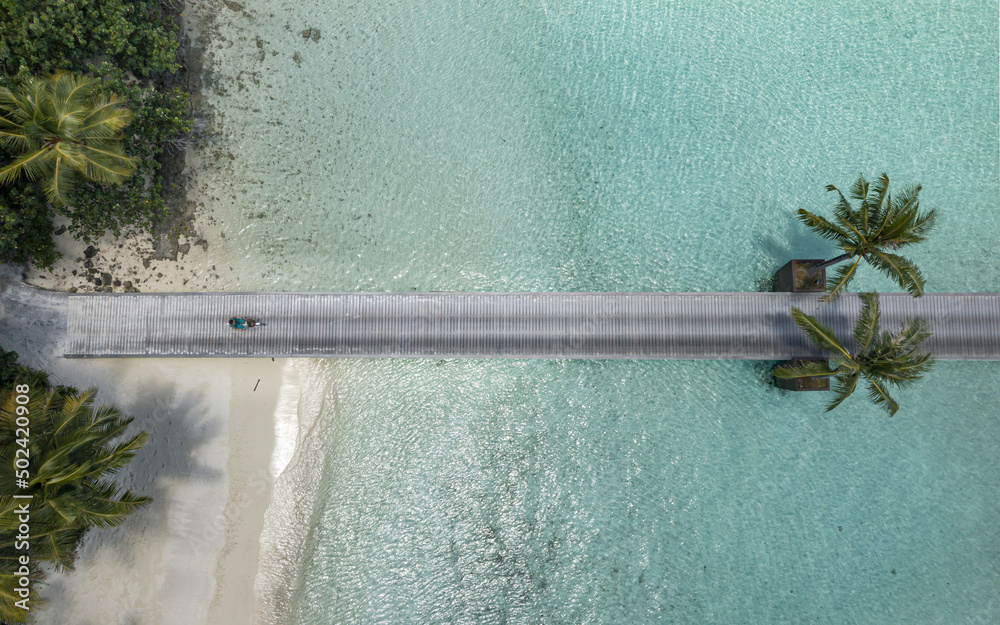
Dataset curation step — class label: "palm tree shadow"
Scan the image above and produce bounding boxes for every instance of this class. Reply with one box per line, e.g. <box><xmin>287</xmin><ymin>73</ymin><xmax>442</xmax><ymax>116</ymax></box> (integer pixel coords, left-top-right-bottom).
<box><xmin>38</xmin><ymin>378</ymin><xmax>226</xmax><ymax>621</ymax></box>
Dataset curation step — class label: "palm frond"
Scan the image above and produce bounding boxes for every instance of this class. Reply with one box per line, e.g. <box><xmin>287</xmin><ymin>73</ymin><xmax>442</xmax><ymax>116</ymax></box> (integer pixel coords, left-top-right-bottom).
<box><xmin>864</xmin><ymin>376</ymin><xmax>899</xmax><ymax>416</ymax></box>
<box><xmin>826</xmin><ymin>184</ymin><xmax>854</xmax><ymax>213</ymax></box>
<box><xmin>76</xmin><ymin>143</ymin><xmax>138</xmax><ymax>184</ymax></box>
<box><xmin>52</xmin><ymin>72</ymin><xmax>94</xmax><ymax>108</ymax></box>
<box><xmin>0</xmin><ymin>72</ymin><xmax>136</xmax><ymax>191</ymax></box>
<box><xmin>45</xmin><ymin>495</ymin><xmax>82</xmax><ymax>524</ymax></box>
<box><xmin>867</xmin><ymin>352</ymin><xmax>935</xmax><ymax>388</ymax></box>
<box><xmin>18</xmin><ymin>120</ymin><xmax>49</xmax><ymax>144</ymax></box>
<box><xmin>773</xmin><ymin>359</ymin><xmax>839</xmax><ymax>379</ymax></box>
<box><xmin>865</xmin><ymin>318</ymin><xmax>934</xmax><ymax>388</ymax></box>
<box><xmin>853</xmin><ymin>292</ymin><xmax>880</xmax><ymax>353</ymax></box>
<box><xmin>789</xmin><ymin>307</ymin><xmax>852</xmax><ymax>359</ymax></box>
<box><xmin>92</xmin><ymin>431</ymin><xmax>149</xmax><ymax>475</ymax></box>
<box><xmin>37</xmin><ymin>525</ymin><xmax>86</xmax><ymax>571</ymax></box>
<box><xmin>887</xmin><ymin>317</ymin><xmax>932</xmax><ymax>353</ymax></box>
<box><xmin>848</xmin><ymin>173</ymin><xmax>869</xmax><ymax>202</ymax></box>
<box><xmin>0</xmin><ymin>127</ymin><xmax>30</xmax><ymax>152</ymax></box>
<box><xmin>796</xmin><ymin>209</ymin><xmax>851</xmax><ymax>242</ymax></box>
<box><xmin>77</xmin><ymin>98</ymin><xmax>134</xmax><ymax>137</ymax></box>
<box><xmin>868</xmin><ymin>251</ymin><xmax>926</xmax><ymax>296</ymax></box>
<box><xmin>88</xmin><ymin>409</ymin><xmax>133</xmax><ymax>443</ymax></box>
<box><xmin>0</xmin><ymin>147</ymin><xmax>56</xmax><ymax>184</ymax></box>
<box><xmin>831</xmin><ymin>199</ymin><xmax>862</xmax><ymax>236</ymax></box>
<box><xmin>820</xmin><ymin>256</ymin><xmax>862</xmax><ymax>302</ymax></box>
<box><xmin>28</xmin><ymin>78</ymin><xmax>49</xmax><ymax>110</ymax></box>
<box><xmin>52</xmin><ymin>389</ymin><xmax>93</xmax><ymax>438</ymax></box>
<box><xmin>0</xmin><ymin>86</ymin><xmax>18</xmax><ymax>107</ymax></box>
<box><xmin>904</xmin><ymin>207</ymin><xmax>937</xmax><ymax>240</ymax></box>
<box><xmin>44</xmin><ymin>153</ymin><xmax>76</xmax><ymax>207</ymax></box>
<box><xmin>0</xmin><ymin>88</ymin><xmax>35</xmax><ymax>124</ymax></box>
<box><xmin>831</xmin><ymin>205</ymin><xmax>868</xmax><ymax>246</ymax></box>
<box><xmin>0</xmin><ymin>559</ymin><xmax>45</xmax><ymax>617</ymax></box>
<box><xmin>826</xmin><ymin>370</ymin><xmax>860</xmax><ymax>412</ymax></box>
<box><xmin>878</xmin><ymin>208</ymin><xmax>937</xmax><ymax>248</ymax></box>
<box><xmin>825</xmin><ymin>183</ymin><xmax>856</xmax><ymax>218</ymax></box>
<box><xmin>77</xmin><ymin>484</ymin><xmax>152</xmax><ymax>529</ymax></box>
<box><xmin>866</xmin><ymin>173</ymin><xmax>891</xmax><ymax>227</ymax></box>
<box><xmin>54</xmin><ymin>105</ymin><xmax>86</xmax><ymax>135</ymax></box>
<box><xmin>887</xmin><ymin>183</ymin><xmax>921</xmax><ymax>220</ymax></box>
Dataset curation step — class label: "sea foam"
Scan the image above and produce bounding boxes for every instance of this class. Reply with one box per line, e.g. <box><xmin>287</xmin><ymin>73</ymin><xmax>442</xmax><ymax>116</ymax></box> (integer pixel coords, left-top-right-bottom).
<box><xmin>270</xmin><ymin>360</ymin><xmax>301</xmax><ymax>479</ymax></box>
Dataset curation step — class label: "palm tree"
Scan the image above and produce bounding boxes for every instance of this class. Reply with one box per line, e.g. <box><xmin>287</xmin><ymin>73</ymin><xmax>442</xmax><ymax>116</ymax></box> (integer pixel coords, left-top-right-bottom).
<box><xmin>773</xmin><ymin>293</ymin><xmax>935</xmax><ymax>415</ymax></box>
<box><xmin>0</xmin><ymin>388</ymin><xmax>150</xmax><ymax>572</ymax></box>
<box><xmin>0</xmin><ymin>553</ymin><xmax>42</xmax><ymax>623</ymax></box>
<box><xmin>797</xmin><ymin>173</ymin><xmax>936</xmax><ymax>301</ymax></box>
<box><xmin>0</xmin><ymin>72</ymin><xmax>138</xmax><ymax>207</ymax></box>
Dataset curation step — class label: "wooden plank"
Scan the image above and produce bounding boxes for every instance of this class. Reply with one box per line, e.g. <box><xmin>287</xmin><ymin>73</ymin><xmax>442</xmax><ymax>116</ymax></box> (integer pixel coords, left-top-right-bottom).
<box><xmin>63</xmin><ymin>292</ymin><xmax>1000</xmax><ymax>360</ymax></box>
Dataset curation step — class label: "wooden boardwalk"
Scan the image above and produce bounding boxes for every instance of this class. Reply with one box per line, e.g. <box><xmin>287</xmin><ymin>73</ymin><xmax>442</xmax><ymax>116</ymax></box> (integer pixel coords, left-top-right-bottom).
<box><xmin>64</xmin><ymin>292</ymin><xmax>1000</xmax><ymax>359</ymax></box>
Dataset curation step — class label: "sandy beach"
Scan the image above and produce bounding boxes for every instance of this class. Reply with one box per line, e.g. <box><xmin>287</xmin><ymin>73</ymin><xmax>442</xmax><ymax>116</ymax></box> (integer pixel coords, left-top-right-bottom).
<box><xmin>1</xmin><ymin>265</ymin><xmax>289</xmax><ymax>625</ymax></box>
<box><xmin>1</xmin><ymin>4</ymin><xmax>287</xmax><ymax>614</ymax></box>
<box><xmin>0</xmin><ymin>2</ymin><xmax>291</xmax><ymax>620</ymax></box>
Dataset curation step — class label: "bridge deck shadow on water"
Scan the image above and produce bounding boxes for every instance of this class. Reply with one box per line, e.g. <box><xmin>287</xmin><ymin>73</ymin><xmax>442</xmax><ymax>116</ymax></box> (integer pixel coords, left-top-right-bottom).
<box><xmin>63</xmin><ymin>292</ymin><xmax>1000</xmax><ymax>360</ymax></box>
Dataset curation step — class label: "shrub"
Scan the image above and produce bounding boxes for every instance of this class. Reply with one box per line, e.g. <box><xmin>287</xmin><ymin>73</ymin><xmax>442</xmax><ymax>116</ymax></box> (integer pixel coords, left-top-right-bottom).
<box><xmin>0</xmin><ymin>0</ymin><xmax>179</xmax><ymax>77</ymax></box>
<box><xmin>66</xmin><ymin>66</ymin><xmax>192</xmax><ymax>239</ymax></box>
<box><xmin>0</xmin><ymin>183</ymin><xmax>58</xmax><ymax>269</ymax></box>
<box><xmin>0</xmin><ymin>0</ymin><xmax>191</xmax><ymax>259</ymax></box>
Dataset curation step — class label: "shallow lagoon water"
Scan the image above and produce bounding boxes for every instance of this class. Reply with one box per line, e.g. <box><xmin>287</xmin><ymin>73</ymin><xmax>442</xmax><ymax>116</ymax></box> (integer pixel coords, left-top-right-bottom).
<box><xmin>190</xmin><ymin>0</ymin><xmax>999</xmax><ymax>622</ymax></box>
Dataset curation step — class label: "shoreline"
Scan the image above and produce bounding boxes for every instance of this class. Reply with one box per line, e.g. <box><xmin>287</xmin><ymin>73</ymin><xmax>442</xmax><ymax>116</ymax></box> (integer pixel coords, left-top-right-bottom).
<box><xmin>0</xmin><ymin>273</ymin><xmax>288</xmax><ymax>625</ymax></box>
<box><xmin>20</xmin><ymin>0</ymin><xmax>237</xmax><ymax>297</ymax></box>
<box><xmin>4</xmin><ymin>2</ymin><xmax>289</xmax><ymax>622</ymax></box>
<box><xmin>206</xmin><ymin>358</ymin><xmax>288</xmax><ymax>625</ymax></box>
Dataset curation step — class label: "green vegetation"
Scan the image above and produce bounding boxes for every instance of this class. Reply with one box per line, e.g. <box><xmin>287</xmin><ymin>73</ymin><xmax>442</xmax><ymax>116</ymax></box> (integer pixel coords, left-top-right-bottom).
<box><xmin>0</xmin><ymin>0</ymin><xmax>190</xmax><ymax>267</ymax></box>
<box><xmin>0</xmin><ymin>73</ymin><xmax>139</xmax><ymax>207</ymax></box>
<box><xmin>773</xmin><ymin>293</ymin><xmax>935</xmax><ymax>415</ymax></box>
<box><xmin>0</xmin><ymin>181</ymin><xmax>57</xmax><ymax>268</ymax></box>
<box><xmin>0</xmin><ymin>349</ymin><xmax>50</xmax><ymax>393</ymax></box>
<box><xmin>68</xmin><ymin>66</ymin><xmax>192</xmax><ymax>239</ymax></box>
<box><xmin>0</xmin><ymin>0</ymin><xmax>179</xmax><ymax>78</ymax></box>
<box><xmin>0</xmin><ymin>353</ymin><xmax>149</xmax><ymax>622</ymax></box>
<box><xmin>798</xmin><ymin>173</ymin><xmax>937</xmax><ymax>301</ymax></box>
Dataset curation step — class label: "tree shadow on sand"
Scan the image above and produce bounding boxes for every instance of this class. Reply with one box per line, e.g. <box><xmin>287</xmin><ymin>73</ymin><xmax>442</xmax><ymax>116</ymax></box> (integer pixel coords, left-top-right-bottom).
<box><xmin>36</xmin><ymin>376</ymin><xmax>227</xmax><ymax>624</ymax></box>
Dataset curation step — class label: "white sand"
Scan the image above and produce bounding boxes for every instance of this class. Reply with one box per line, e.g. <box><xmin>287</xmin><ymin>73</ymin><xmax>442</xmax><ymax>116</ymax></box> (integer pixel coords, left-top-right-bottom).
<box><xmin>3</xmin><ymin>216</ymin><xmax>289</xmax><ymax>625</ymax></box>
<box><xmin>21</xmin><ymin>216</ymin><xmax>240</xmax><ymax>295</ymax></box>
<box><xmin>1</xmin><ymin>5</ymin><xmax>302</xmax><ymax>622</ymax></box>
<box><xmin>205</xmin><ymin>358</ymin><xmax>289</xmax><ymax>625</ymax></box>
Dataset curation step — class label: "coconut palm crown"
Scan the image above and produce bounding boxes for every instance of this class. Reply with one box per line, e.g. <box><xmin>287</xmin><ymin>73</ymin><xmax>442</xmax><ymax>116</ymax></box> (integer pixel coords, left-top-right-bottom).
<box><xmin>0</xmin><ymin>388</ymin><xmax>150</xmax><ymax>572</ymax></box>
<box><xmin>773</xmin><ymin>293</ymin><xmax>935</xmax><ymax>416</ymax></box>
<box><xmin>798</xmin><ymin>173</ymin><xmax>936</xmax><ymax>301</ymax></box>
<box><xmin>0</xmin><ymin>72</ymin><xmax>138</xmax><ymax>207</ymax></box>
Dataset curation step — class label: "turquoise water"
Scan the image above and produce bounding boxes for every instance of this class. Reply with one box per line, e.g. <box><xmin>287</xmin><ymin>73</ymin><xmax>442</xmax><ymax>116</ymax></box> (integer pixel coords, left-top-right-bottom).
<box><xmin>192</xmin><ymin>0</ymin><xmax>1000</xmax><ymax>622</ymax></box>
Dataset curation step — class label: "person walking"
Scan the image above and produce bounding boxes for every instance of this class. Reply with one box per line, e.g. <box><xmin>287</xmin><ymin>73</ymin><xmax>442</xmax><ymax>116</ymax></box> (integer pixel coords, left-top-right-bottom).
<box><xmin>229</xmin><ymin>317</ymin><xmax>266</xmax><ymax>330</ymax></box>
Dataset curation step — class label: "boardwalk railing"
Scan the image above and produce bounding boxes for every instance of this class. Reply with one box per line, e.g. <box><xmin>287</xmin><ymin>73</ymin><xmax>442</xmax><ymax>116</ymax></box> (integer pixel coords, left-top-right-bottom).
<box><xmin>64</xmin><ymin>292</ymin><xmax>1000</xmax><ymax>359</ymax></box>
